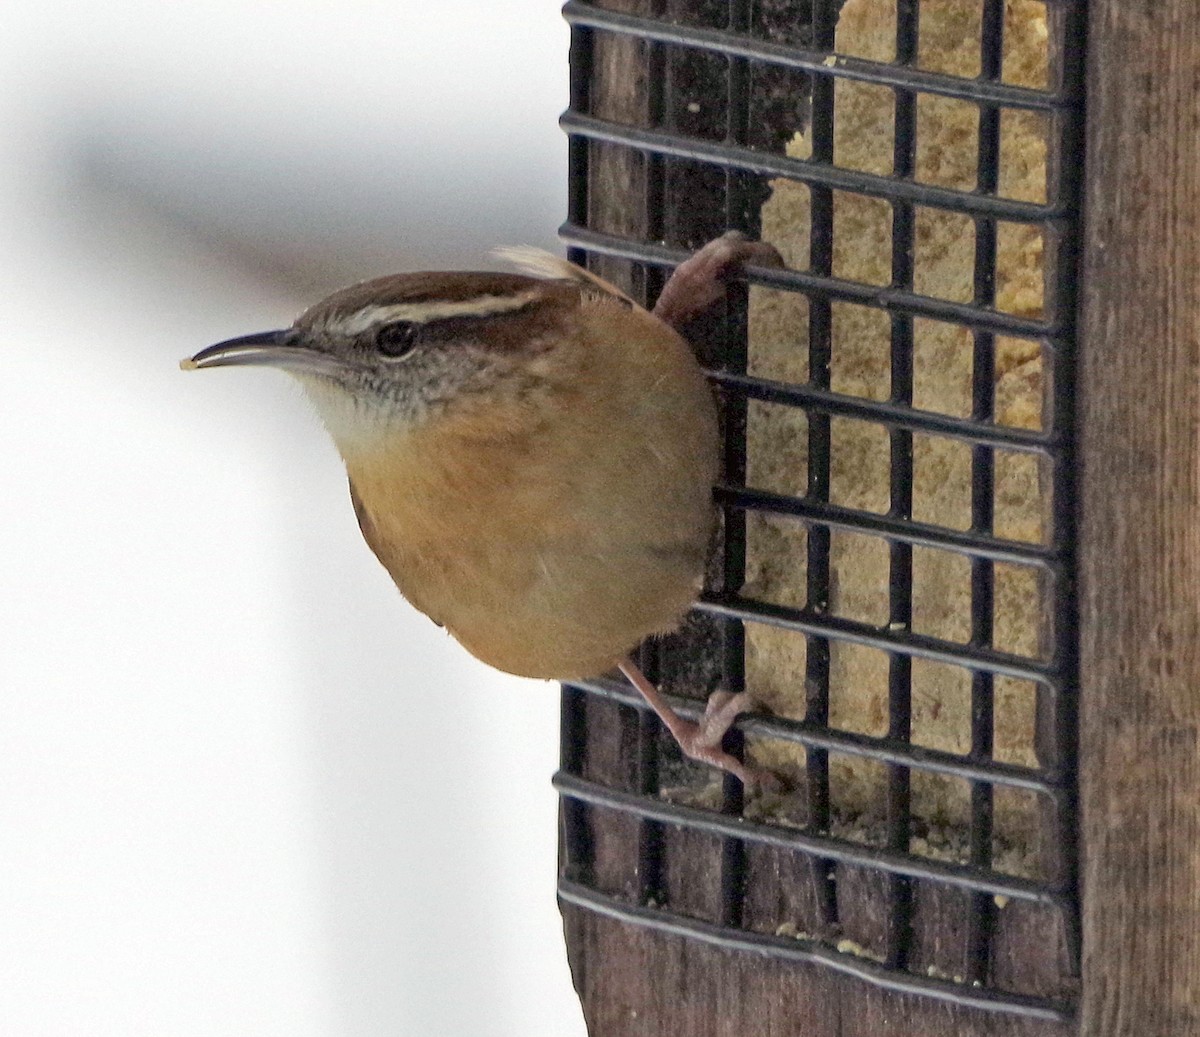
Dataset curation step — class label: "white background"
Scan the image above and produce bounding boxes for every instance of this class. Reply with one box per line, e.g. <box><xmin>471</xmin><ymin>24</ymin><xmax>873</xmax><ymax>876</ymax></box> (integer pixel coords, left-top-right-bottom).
<box><xmin>0</xmin><ymin>2</ymin><xmax>587</xmax><ymax>1034</ymax></box>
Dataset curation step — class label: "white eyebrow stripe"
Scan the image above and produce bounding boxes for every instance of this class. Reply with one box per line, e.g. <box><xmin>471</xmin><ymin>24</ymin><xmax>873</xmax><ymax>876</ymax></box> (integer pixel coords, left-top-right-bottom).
<box><xmin>329</xmin><ymin>290</ymin><xmax>543</xmax><ymax>336</ymax></box>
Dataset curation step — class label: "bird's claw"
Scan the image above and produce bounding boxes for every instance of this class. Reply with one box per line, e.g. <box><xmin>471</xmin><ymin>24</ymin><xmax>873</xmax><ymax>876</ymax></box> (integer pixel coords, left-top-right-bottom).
<box><xmin>653</xmin><ymin>231</ymin><xmax>785</xmax><ymax>330</ymax></box>
<box><xmin>678</xmin><ymin>689</ymin><xmax>781</xmax><ymax>793</ymax></box>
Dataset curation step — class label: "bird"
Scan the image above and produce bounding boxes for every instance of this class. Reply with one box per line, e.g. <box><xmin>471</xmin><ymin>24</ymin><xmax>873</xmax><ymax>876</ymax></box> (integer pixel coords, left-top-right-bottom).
<box><xmin>182</xmin><ymin>232</ymin><xmax>781</xmax><ymax>787</ymax></box>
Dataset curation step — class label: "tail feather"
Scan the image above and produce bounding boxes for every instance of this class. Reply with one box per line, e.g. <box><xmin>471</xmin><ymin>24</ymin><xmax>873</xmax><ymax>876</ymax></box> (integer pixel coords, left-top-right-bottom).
<box><xmin>493</xmin><ymin>246</ymin><xmax>639</xmax><ymax>309</ymax></box>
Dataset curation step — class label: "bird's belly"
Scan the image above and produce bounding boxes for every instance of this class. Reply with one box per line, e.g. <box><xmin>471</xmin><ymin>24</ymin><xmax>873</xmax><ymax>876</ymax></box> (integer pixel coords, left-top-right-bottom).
<box><xmin>393</xmin><ymin>531</ymin><xmax>703</xmax><ymax>680</ymax></box>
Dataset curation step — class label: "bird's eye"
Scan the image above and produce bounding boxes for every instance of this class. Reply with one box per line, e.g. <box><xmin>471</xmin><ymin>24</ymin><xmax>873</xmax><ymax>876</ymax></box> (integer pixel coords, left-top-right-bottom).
<box><xmin>376</xmin><ymin>322</ymin><xmax>419</xmax><ymax>358</ymax></box>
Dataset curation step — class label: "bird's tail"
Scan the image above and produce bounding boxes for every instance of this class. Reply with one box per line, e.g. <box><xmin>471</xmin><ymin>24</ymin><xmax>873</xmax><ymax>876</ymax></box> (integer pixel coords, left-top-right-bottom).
<box><xmin>493</xmin><ymin>246</ymin><xmax>640</xmax><ymax>309</ymax></box>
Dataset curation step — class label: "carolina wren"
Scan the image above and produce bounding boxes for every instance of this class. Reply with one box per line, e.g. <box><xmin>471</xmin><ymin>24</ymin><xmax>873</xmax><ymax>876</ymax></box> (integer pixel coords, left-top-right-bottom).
<box><xmin>183</xmin><ymin>232</ymin><xmax>781</xmax><ymax>787</ymax></box>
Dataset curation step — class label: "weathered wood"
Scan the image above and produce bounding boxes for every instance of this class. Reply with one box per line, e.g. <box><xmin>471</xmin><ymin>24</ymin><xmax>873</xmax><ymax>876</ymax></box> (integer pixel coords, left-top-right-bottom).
<box><xmin>585</xmin><ymin>0</ymin><xmax>658</xmax><ymax>302</ymax></box>
<box><xmin>1077</xmin><ymin>4</ymin><xmax>1200</xmax><ymax>1035</ymax></box>
<box><xmin>563</xmin><ymin>904</ymin><xmax>1075</xmax><ymax>1037</ymax></box>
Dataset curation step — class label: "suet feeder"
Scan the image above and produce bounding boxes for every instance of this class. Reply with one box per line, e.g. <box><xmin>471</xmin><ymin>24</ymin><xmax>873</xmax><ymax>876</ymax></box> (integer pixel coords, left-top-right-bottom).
<box><xmin>556</xmin><ymin>1</ymin><xmax>1200</xmax><ymax>1034</ymax></box>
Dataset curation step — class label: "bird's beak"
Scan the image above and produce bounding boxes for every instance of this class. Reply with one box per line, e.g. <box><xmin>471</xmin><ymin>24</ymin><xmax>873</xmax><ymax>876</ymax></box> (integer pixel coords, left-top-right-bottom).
<box><xmin>180</xmin><ymin>329</ymin><xmax>355</xmax><ymax>378</ymax></box>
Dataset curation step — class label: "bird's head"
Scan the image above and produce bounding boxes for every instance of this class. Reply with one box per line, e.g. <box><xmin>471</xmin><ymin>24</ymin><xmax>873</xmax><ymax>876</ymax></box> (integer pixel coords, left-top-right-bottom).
<box><xmin>182</xmin><ymin>271</ymin><xmax>583</xmax><ymax>458</ymax></box>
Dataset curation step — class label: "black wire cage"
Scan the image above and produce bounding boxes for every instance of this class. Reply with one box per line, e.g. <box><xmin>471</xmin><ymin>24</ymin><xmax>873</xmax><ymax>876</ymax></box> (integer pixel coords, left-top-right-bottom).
<box><xmin>555</xmin><ymin>0</ymin><xmax>1089</xmax><ymax>1029</ymax></box>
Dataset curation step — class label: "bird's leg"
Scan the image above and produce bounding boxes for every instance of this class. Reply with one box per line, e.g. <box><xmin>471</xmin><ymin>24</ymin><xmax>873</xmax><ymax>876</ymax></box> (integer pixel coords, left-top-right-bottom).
<box><xmin>652</xmin><ymin>230</ymin><xmax>784</xmax><ymax>331</ymax></box>
<box><xmin>627</xmin><ymin>233</ymin><xmax>783</xmax><ymax>788</ymax></box>
<box><xmin>619</xmin><ymin>658</ymin><xmax>772</xmax><ymax>789</ymax></box>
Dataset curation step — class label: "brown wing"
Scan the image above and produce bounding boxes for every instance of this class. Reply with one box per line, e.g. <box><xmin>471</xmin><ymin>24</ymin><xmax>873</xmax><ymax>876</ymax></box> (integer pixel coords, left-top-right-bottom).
<box><xmin>347</xmin><ymin>476</ymin><xmax>444</xmax><ymax>628</ymax></box>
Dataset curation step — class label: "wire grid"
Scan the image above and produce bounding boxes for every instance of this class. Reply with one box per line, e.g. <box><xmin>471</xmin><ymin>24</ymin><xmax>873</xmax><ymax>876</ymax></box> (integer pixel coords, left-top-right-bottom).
<box><xmin>557</xmin><ymin>0</ymin><xmax>1084</xmax><ymax>1021</ymax></box>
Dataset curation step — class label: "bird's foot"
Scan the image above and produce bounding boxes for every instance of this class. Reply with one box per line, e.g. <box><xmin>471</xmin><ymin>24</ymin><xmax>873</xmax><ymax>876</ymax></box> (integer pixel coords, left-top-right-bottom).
<box><xmin>674</xmin><ymin>690</ymin><xmax>781</xmax><ymax>792</ymax></box>
<box><xmin>652</xmin><ymin>230</ymin><xmax>784</xmax><ymax>331</ymax></box>
<box><xmin>619</xmin><ymin>658</ymin><xmax>780</xmax><ymax>791</ymax></box>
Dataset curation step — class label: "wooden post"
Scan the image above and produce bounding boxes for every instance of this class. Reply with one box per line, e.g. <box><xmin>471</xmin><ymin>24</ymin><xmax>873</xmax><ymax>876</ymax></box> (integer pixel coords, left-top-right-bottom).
<box><xmin>1078</xmin><ymin>4</ymin><xmax>1200</xmax><ymax>1034</ymax></box>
